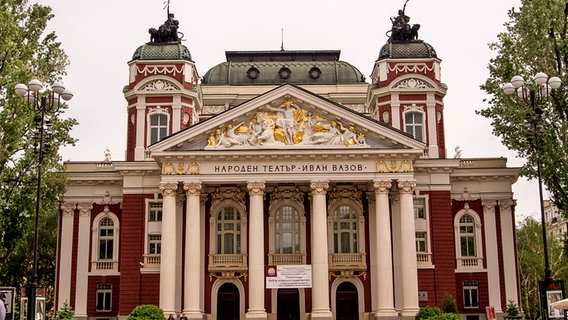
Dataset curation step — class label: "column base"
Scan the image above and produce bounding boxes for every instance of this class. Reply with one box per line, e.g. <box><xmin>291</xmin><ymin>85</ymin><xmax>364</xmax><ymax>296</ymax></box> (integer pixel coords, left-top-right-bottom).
<box><xmin>184</xmin><ymin>311</ymin><xmax>206</xmax><ymax>320</ymax></box>
<box><xmin>246</xmin><ymin>310</ymin><xmax>268</xmax><ymax>320</ymax></box>
<box><xmin>310</xmin><ymin>310</ymin><xmax>332</xmax><ymax>320</ymax></box>
<box><xmin>373</xmin><ymin>309</ymin><xmax>399</xmax><ymax>320</ymax></box>
<box><xmin>400</xmin><ymin>308</ymin><xmax>420</xmax><ymax>319</ymax></box>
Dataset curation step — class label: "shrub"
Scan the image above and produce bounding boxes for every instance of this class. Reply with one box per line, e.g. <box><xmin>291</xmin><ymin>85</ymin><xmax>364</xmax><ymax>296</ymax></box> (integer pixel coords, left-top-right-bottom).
<box><xmin>127</xmin><ymin>305</ymin><xmax>165</xmax><ymax>320</ymax></box>
<box><xmin>441</xmin><ymin>293</ymin><xmax>458</xmax><ymax>314</ymax></box>
<box><xmin>56</xmin><ymin>301</ymin><xmax>76</xmax><ymax>320</ymax></box>
<box><xmin>432</xmin><ymin>313</ymin><xmax>460</xmax><ymax>320</ymax></box>
<box><xmin>504</xmin><ymin>300</ymin><xmax>523</xmax><ymax>320</ymax></box>
<box><xmin>416</xmin><ymin>306</ymin><xmax>442</xmax><ymax>320</ymax></box>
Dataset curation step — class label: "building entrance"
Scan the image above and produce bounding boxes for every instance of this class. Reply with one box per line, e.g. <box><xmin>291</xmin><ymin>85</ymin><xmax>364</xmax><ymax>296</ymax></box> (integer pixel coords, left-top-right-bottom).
<box><xmin>336</xmin><ymin>282</ymin><xmax>358</xmax><ymax>320</ymax></box>
<box><xmin>277</xmin><ymin>289</ymin><xmax>300</xmax><ymax>320</ymax></box>
<box><xmin>217</xmin><ymin>283</ymin><xmax>239</xmax><ymax>320</ymax></box>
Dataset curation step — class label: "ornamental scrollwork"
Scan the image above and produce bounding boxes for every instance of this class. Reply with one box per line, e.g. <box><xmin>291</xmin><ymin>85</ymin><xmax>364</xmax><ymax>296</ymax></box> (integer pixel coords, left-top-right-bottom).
<box><xmin>140</xmin><ymin>79</ymin><xmax>178</xmax><ymax>92</ymax></box>
<box><xmin>375</xmin><ymin>160</ymin><xmax>413</xmax><ymax>173</ymax></box>
<box><xmin>162</xmin><ymin>162</ymin><xmax>199</xmax><ymax>175</ymax></box>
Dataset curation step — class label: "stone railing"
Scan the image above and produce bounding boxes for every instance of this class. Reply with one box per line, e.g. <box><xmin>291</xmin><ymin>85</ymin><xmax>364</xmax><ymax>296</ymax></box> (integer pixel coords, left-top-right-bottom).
<box><xmin>329</xmin><ymin>253</ymin><xmax>366</xmax><ymax>271</ymax></box>
<box><xmin>268</xmin><ymin>254</ymin><xmax>307</xmax><ymax>265</ymax></box>
<box><xmin>457</xmin><ymin>257</ymin><xmax>483</xmax><ymax>269</ymax></box>
<box><xmin>143</xmin><ymin>254</ymin><xmax>161</xmax><ymax>268</ymax></box>
<box><xmin>417</xmin><ymin>253</ymin><xmax>432</xmax><ymax>266</ymax></box>
<box><xmin>91</xmin><ymin>260</ymin><xmax>118</xmax><ymax>273</ymax></box>
<box><xmin>208</xmin><ymin>254</ymin><xmax>248</xmax><ymax>271</ymax></box>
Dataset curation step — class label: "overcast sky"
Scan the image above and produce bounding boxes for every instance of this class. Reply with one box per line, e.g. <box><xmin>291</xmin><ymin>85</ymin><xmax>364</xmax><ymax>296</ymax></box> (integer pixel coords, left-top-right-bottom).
<box><xmin>31</xmin><ymin>0</ymin><xmax>544</xmax><ymax>220</ymax></box>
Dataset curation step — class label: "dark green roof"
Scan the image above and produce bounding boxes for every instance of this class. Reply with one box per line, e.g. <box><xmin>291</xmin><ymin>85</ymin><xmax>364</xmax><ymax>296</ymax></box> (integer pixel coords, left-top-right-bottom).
<box><xmin>202</xmin><ymin>50</ymin><xmax>366</xmax><ymax>85</ymax></box>
<box><xmin>378</xmin><ymin>41</ymin><xmax>438</xmax><ymax>60</ymax></box>
<box><xmin>132</xmin><ymin>43</ymin><xmax>193</xmax><ymax>61</ymax></box>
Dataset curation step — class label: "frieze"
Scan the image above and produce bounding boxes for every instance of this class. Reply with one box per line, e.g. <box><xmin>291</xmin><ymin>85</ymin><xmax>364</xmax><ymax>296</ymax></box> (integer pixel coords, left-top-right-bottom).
<box><xmin>140</xmin><ymin>79</ymin><xmax>178</xmax><ymax>92</ymax></box>
<box><xmin>375</xmin><ymin>160</ymin><xmax>413</xmax><ymax>173</ymax></box>
<box><xmin>136</xmin><ymin>65</ymin><xmax>184</xmax><ymax>77</ymax></box>
<box><xmin>206</xmin><ymin>99</ymin><xmax>367</xmax><ymax>148</ymax></box>
<box><xmin>388</xmin><ymin>63</ymin><xmax>433</xmax><ymax>75</ymax></box>
<box><xmin>393</xmin><ymin>78</ymin><xmax>431</xmax><ymax>89</ymax></box>
<box><xmin>162</xmin><ymin>162</ymin><xmax>199</xmax><ymax>175</ymax></box>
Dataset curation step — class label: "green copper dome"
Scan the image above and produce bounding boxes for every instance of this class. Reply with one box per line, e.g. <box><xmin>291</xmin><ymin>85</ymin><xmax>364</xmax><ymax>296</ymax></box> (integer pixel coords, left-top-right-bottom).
<box><xmin>378</xmin><ymin>41</ymin><xmax>438</xmax><ymax>60</ymax></box>
<box><xmin>202</xmin><ymin>50</ymin><xmax>366</xmax><ymax>85</ymax></box>
<box><xmin>132</xmin><ymin>43</ymin><xmax>193</xmax><ymax>61</ymax></box>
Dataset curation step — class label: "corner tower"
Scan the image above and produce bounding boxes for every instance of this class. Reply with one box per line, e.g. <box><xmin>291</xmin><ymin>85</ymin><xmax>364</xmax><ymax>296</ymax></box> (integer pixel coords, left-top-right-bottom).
<box><xmin>123</xmin><ymin>13</ymin><xmax>201</xmax><ymax>161</ymax></box>
<box><xmin>367</xmin><ymin>8</ymin><xmax>447</xmax><ymax>159</ymax></box>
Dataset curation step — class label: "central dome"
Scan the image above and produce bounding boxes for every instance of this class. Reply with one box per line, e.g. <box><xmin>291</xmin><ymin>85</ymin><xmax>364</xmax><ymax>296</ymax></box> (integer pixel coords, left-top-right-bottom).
<box><xmin>202</xmin><ymin>50</ymin><xmax>365</xmax><ymax>85</ymax></box>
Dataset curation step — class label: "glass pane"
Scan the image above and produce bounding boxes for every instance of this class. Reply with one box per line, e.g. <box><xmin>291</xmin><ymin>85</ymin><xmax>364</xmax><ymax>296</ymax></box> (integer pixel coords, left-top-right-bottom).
<box><xmin>341</xmin><ymin>232</ymin><xmax>350</xmax><ymax>253</ymax></box>
<box><xmin>224</xmin><ymin>234</ymin><xmax>234</xmax><ymax>254</ymax></box>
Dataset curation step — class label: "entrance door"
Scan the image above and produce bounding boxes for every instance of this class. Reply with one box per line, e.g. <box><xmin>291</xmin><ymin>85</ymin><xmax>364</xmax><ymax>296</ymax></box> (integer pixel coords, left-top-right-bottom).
<box><xmin>217</xmin><ymin>283</ymin><xmax>239</xmax><ymax>320</ymax></box>
<box><xmin>277</xmin><ymin>289</ymin><xmax>300</xmax><ymax>320</ymax></box>
<box><xmin>336</xmin><ymin>282</ymin><xmax>358</xmax><ymax>320</ymax></box>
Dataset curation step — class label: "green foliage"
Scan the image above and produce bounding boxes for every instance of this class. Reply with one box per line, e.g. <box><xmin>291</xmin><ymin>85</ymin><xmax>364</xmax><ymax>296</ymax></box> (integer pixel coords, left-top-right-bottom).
<box><xmin>56</xmin><ymin>301</ymin><xmax>76</xmax><ymax>320</ymax></box>
<box><xmin>0</xmin><ymin>0</ymin><xmax>76</xmax><ymax>315</ymax></box>
<box><xmin>504</xmin><ymin>300</ymin><xmax>523</xmax><ymax>320</ymax></box>
<box><xmin>430</xmin><ymin>314</ymin><xmax>459</xmax><ymax>320</ymax></box>
<box><xmin>440</xmin><ymin>293</ymin><xmax>458</xmax><ymax>314</ymax></box>
<box><xmin>516</xmin><ymin>217</ymin><xmax>568</xmax><ymax>320</ymax></box>
<box><xmin>415</xmin><ymin>306</ymin><xmax>442</xmax><ymax>320</ymax></box>
<box><xmin>479</xmin><ymin>0</ymin><xmax>568</xmax><ymax>215</ymax></box>
<box><xmin>127</xmin><ymin>305</ymin><xmax>165</xmax><ymax>320</ymax></box>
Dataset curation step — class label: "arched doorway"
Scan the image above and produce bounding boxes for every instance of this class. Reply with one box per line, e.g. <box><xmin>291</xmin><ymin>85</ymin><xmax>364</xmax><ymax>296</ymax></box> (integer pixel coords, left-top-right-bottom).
<box><xmin>336</xmin><ymin>282</ymin><xmax>358</xmax><ymax>320</ymax></box>
<box><xmin>277</xmin><ymin>289</ymin><xmax>300</xmax><ymax>320</ymax></box>
<box><xmin>217</xmin><ymin>283</ymin><xmax>240</xmax><ymax>320</ymax></box>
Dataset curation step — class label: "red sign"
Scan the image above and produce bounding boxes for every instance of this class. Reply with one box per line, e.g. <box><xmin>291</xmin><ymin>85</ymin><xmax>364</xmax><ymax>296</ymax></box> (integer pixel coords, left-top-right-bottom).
<box><xmin>486</xmin><ymin>307</ymin><xmax>496</xmax><ymax>320</ymax></box>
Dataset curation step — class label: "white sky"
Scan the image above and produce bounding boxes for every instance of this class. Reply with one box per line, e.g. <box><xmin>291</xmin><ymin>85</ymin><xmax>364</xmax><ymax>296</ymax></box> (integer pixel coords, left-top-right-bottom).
<box><xmin>32</xmin><ymin>0</ymin><xmax>544</xmax><ymax>220</ymax></box>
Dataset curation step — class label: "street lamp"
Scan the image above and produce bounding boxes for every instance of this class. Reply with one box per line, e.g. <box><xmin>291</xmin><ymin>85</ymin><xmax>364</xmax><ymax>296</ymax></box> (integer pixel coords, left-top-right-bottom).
<box><xmin>14</xmin><ymin>79</ymin><xmax>73</xmax><ymax>320</ymax></box>
<box><xmin>503</xmin><ymin>72</ymin><xmax>561</xmax><ymax>320</ymax></box>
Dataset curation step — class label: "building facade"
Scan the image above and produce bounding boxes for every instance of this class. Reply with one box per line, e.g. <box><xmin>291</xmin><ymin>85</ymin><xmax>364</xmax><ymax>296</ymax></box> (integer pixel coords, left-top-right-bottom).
<box><xmin>56</xmin><ymin>9</ymin><xmax>520</xmax><ymax>320</ymax></box>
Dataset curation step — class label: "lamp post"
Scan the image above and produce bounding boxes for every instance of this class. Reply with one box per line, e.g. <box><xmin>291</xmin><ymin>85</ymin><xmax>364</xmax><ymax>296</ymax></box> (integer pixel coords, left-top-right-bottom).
<box><xmin>14</xmin><ymin>79</ymin><xmax>72</xmax><ymax>320</ymax></box>
<box><xmin>503</xmin><ymin>72</ymin><xmax>562</xmax><ymax>320</ymax></box>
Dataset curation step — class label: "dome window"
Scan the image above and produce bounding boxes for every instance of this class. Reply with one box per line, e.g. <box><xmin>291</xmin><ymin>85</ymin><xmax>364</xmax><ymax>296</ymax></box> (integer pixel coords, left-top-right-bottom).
<box><xmin>278</xmin><ymin>67</ymin><xmax>291</xmax><ymax>80</ymax></box>
<box><xmin>247</xmin><ymin>67</ymin><xmax>260</xmax><ymax>80</ymax></box>
<box><xmin>309</xmin><ymin>67</ymin><xmax>321</xmax><ymax>80</ymax></box>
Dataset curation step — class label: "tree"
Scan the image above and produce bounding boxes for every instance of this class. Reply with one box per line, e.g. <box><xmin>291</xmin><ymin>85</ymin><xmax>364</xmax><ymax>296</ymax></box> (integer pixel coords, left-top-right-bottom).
<box><xmin>516</xmin><ymin>217</ymin><xmax>568</xmax><ymax>320</ymax></box>
<box><xmin>479</xmin><ymin>0</ymin><xmax>568</xmax><ymax>214</ymax></box>
<box><xmin>0</xmin><ymin>0</ymin><xmax>76</xmax><ymax>316</ymax></box>
<box><xmin>440</xmin><ymin>293</ymin><xmax>458</xmax><ymax>314</ymax></box>
<box><xmin>127</xmin><ymin>305</ymin><xmax>165</xmax><ymax>320</ymax></box>
<box><xmin>56</xmin><ymin>301</ymin><xmax>76</xmax><ymax>320</ymax></box>
<box><xmin>504</xmin><ymin>300</ymin><xmax>523</xmax><ymax>320</ymax></box>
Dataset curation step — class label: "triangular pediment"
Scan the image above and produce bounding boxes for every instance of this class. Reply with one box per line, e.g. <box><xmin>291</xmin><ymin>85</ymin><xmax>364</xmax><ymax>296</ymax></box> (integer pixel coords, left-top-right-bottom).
<box><xmin>149</xmin><ymin>84</ymin><xmax>426</xmax><ymax>156</ymax></box>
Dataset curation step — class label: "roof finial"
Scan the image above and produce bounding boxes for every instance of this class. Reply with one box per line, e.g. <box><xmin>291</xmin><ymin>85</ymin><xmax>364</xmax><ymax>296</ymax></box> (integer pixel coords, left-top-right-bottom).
<box><xmin>281</xmin><ymin>28</ymin><xmax>285</xmax><ymax>51</ymax></box>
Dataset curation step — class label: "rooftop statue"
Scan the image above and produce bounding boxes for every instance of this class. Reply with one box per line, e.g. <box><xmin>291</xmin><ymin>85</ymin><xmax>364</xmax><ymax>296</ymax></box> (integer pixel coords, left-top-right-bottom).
<box><xmin>148</xmin><ymin>1</ymin><xmax>184</xmax><ymax>44</ymax></box>
<box><xmin>388</xmin><ymin>0</ymin><xmax>420</xmax><ymax>43</ymax></box>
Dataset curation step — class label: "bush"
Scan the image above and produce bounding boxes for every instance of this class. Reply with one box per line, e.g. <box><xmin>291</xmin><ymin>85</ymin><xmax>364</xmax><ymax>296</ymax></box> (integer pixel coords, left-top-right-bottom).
<box><xmin>504</xmin><ymin>300</ymin><xmax>523</xmax><ymax>320</ymax></box>
<box><xmin>56</xmin><ymin>301</ymin><xmax>76</xmax><ymax>320</ymax></box>
<box><xmin>441</xmin><ymin>293</ymin><xmax>458</xmax><ymax>314</ymax></box>
<box><xmin>416</xmin><ymin>306</ymin><xmax>442</xmax><ymax>320</ymax></box>
<box><xmin>127</xmin><ymin>305</ymin><xmax>165</xmax><ymax>320</ymax></box>
<box><xmin>432</xmin><ymin>313</ymin><xmax>460</xmax><ymax>320</ymax></box>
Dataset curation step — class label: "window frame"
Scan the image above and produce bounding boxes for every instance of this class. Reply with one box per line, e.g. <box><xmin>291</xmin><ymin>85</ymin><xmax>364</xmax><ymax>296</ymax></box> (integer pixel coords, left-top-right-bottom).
<box><xmin>146</xmin><ymin>107</ymin><xmax>170</xmax><ymax>146</ymax></box>
<box><xmin>454</xmin><ymin>207</ymin><xmax>484</xmax><ymax>269</ymax></box>
<box><xmin>95</xmin><ymin>283</ymin><xmax>112</xmax><ymax>312</ymax></box>
<box><xmin>402</xmin><ymin>105</ymin><xmax>426</xmax><ymax>142</ymax></box>
<box><xmin>463</xmin><ymin>280</ymin><xmax>480</xmax><ymax>308</ymax></box>
<box><xmin>327</xmin><ymin>199</ymin><xmax>365</xmax><ymax>255</ymax></box>
<box><xmin>91</xmin><ymin>212</ymin><xmax>120</xmax><ymax>269</ymax></box>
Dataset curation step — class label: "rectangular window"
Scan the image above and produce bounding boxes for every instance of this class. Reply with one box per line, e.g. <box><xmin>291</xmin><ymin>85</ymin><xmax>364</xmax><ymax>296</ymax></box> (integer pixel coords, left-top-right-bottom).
<box><xmin>148</xmin><ymin>202</ymin><xmax>163</xmax><ymax>222</ymax></box>
<box><xmin>96</xmin><ymin>283</ymin><xmax>112</xmax><ymax>312</ymax></box>
<box><xmin>463</xmin><ymin>280</ymin><xmax>479</xmax><ymax>308</ymax></box>
<box><xmin>416</xmin><ymin>232</ymin><xmax>427</xmax><ymax>252</ymax></box>
<box><xmin>414</xmin><ymin>198</ymin><xmax>426</xmax><ymax>219</ymax></box>
<box><xmin>148</xmin><ymin>234</ymin><xmax>161</xmax><ymax>254</ymax></box>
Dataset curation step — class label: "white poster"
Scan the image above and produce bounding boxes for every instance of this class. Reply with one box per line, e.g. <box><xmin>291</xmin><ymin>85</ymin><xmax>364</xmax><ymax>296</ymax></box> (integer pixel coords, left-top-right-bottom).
<box><xmin>266</xmin><ymin>265</ymin><xmax>312</xmax><ymax>289</ymax></box>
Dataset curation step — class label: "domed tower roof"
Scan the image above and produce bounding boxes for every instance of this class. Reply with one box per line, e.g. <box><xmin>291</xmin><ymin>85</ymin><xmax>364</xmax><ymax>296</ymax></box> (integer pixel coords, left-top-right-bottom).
<box><xmin>377</xmin><ymin>41</ymin><xmax>437</xmax><ymax>60</ymax></box>
<box><xmin>202</xmin><ymin>50</ymin><xmax>365</xmax><ymax>85</ymax></box>
<box><xmin>131</xmin><ymin>43</ymin><xmax>193</xmax><ymax>61</ymax></box>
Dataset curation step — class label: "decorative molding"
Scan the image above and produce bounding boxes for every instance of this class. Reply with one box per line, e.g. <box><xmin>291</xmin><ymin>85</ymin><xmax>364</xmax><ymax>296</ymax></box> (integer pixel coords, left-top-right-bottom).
<box><xmin>393</xmin><ymin>78</ymin><xmax>432</xmax><ymax>89</ymax></box>
<box><xmin>162</xmin><ymin>162</ymin><xmax>200</xmax><ymax>175</ymax></box>
<box><xmin>61</xmin><ymin>203</ymin><xmax>76</xmax><ymax>216</ymax></box>
<box><xmin>211</xmin><ymin>187</ymin><xmax>247</xmax><ymax>213</ymax></box>
<box><xmin>140</xmin><ymin>79</ymin><xmax>178</xmax><ymax>92</ymax></box>
<box><xmin>498</xmin><ymin>199</ymin><xmax>515</xmax><ymax>209</ymax></box>
<box><xmin>373</xmin><ymin>179</ymin><xmax>392</xmax><ymax>194</ymax></box>
<box><xmin>136</xmin><ymin>65</ymin><xmax>184</xmax><ymax>77</ymax></box>
<box><xmin>388</xmin><ymin>63</ymin><xmax>434</xmax><ymax>75</ymax></box>
<box><xmin>376</xmin><ymin>160</ymin><xmax>413</xmax><ymax>173</ymax></box>
<box><xmin>77</xmin><ymin>203</ymin><xmax>93</xmax><ymax>217</ymax></box>
<box><xmin>269</xmin><ymin>187</ymin><xmax>304</xmax><ymax>211</ymax></box>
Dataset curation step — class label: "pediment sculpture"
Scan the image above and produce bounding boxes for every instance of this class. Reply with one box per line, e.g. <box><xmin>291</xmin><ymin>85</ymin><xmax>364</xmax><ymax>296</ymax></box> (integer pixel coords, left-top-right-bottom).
<box><xmin>207</xmin><ymin>100</ymin><xmax>367</xmax><ymax>148</ymax></box>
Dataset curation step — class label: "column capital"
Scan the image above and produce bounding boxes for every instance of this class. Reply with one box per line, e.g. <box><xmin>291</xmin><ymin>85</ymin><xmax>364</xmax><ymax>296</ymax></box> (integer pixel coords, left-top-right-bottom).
<box><xmin>247</xmin><ymin>181</ymin><xmax>266</xmax><ymax>196</ymax></box>
<box><xmin>183</xmin><ymin>181</ymin><xmax>202</xmax><ymax>196</ymax></box>
<box><xmin>482</xmin><ymin>199</ymin><xmax>498</xmax><ymax>210</ymax></box>
<box><xmin>77</xmin><ymin>203</ymin><xmax>93</xmax><ymax>217</ymax></box>
<box><xmin>160</xmin><ymin>182</ymin><xmax>178</xmax><ymax>196</ymax></box>
<box><xmin>498</xmin><ymin>199</ymin><xmax>516</xmax><ymax>209</ymax></box>
<box><xmin>373</xmin><ymin>179</ymin><xmax>392</xmax><ymax>194</ymax></box>
<box><xmin>61</xmin><ymin>202</ymin><xmax>77</xmax><ymax>216</ymax></box>
<box><xmin>397</xmin><ymin>179</ymin><xmax>416</xmax><ymax>194</ymax></box>
<box><xmin>310</xmin><ymin>180</ymin><xmax>329</xmax><ymax>195</ymax></box>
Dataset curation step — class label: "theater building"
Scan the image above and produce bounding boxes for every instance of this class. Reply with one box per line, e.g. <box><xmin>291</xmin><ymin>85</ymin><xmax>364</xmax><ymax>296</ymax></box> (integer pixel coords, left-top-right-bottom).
<box><xmin>56</xmin><ymin>8</ymin><xmax>519</xmax><ymax>320</ymax></box>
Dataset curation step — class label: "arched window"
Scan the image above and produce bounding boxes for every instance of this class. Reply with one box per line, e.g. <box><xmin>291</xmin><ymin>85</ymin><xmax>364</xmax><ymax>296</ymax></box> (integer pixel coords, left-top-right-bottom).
<box><xmin>217</xmin><ymin>206</ymin><xmax>241</xmax><ymax>254</ymax></box>
<box><xmin>333</xmin><ymin>205</ymin><xmax>358</xmax><ymax>254</ymax></box>
<box><xmin>275</xmin><ymin>205</ymin><xmax>300</xmax><ymax>254</ymax></box>
<box><xmin>459</xmin><ymin>214</ymin><xmax>476</xmax><ymax>257</ymax></box>
<box><xmin>98</xmin><ymin>217</ymin><xmax>114</xmax><ymax>260</ymax></box>
<box><xmin>404</xmin><ymin>111</ymin><xmax>424</xmax><ymax>142</ymax></box>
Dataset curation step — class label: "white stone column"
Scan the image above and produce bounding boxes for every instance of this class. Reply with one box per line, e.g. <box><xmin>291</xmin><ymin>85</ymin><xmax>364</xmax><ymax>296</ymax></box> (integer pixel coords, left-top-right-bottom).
<box><xmin>246</xmin><ymin>181</ymin><xmax>267</xmax><ymax>320</ymax></box>
<box><xmin>398</xmin><ymin>180</ymin><xmax>419</xmax><ymax>316</ymax></box>
<box><xmin>75</xmin><ymin>203</ymin><xmax>92</xmax><ymax>318</ymax></box>
<box><xmin>310</xmin><ymin>181</ymin><xmax>332</xmax><ymax>320</ymax></box>
<box><xmin>183</xmin><ymin>182</ymin><xmax>203</xmax><ymax>318</ymax></box>
<box><xmin>483</xmin><ymin>200</ymin><xmax>502</xmax><ymax>313</ymax></box>
<box><xmin>160</xmin><ymin>182</ymin><xmax>178</xmax><ymax>315</ymax></box>
<box><xmin>499</xmin><ymin>199</ymin><xmax>519</xmax><ymax>304</ymax></box>
<box><xmin>58</xmin><ymin>203</ymin><xmax>76</xmax><ymax>309</ymax></box>
<box><xmin>134</xmin><ymin>97</ymin><xmax>146</xmax><ymax>160</ymax></box>
<box><xmin>373</xmin><ymin>180</ymin><xmax>397</xmax><ymax>317</ymax></box>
